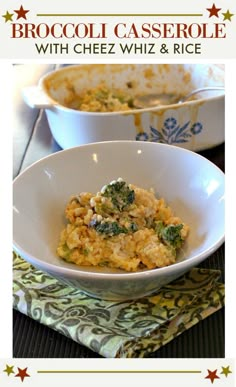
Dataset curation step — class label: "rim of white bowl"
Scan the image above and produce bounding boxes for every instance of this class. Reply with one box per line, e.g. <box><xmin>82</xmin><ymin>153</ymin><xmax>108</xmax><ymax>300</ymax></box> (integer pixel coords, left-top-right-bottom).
<box><xmin>13</xmin><ymin>140</ymin><xmax>226</xmax><ymax>179</ymax></box>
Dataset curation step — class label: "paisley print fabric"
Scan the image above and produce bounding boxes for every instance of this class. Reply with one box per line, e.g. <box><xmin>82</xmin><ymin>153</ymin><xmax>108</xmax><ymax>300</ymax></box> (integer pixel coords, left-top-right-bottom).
<box><xmin>13</xmin><ymin>252</ymin><xmax>224</xmax><ymax>358</ymax></box>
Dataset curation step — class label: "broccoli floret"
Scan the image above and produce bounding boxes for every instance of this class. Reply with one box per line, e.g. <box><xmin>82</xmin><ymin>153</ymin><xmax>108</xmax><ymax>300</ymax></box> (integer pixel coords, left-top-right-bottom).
<box><xmin>95</xmin><ymin>88</ymin><xmax>109</xmax><ymax>101</ymax></box>
<box><xmin>155</xmin><ymin>221</ymin><xmax>184</xmax><ymax>249</ymax></box>
<box><xmin>154</xmin><ymin>220</ymin><xmax>165</xmax><ymax>234</ymax></box>
<box><xmin>90</xmin><ymin>218</ymin><xmax>138</xmax><ymax>237</ymax></box>
<box><xmin>91</xmin><ymin>220</ymin><xmax>128</xmax><ymax>237</ymax></box>
<box><xmin>58</xmin><ymin>244</ymin><xmax>73</xmax><ymax>261</ymax></box>
<box><xmin>162</xmin><ymin>224</ymin><xmax>184</xmax><ymax>249</ymax></box>
<box><xmin>102</xmin><ymin>179</ymin><xmax>135</xmax><ymax>212</ymax></box>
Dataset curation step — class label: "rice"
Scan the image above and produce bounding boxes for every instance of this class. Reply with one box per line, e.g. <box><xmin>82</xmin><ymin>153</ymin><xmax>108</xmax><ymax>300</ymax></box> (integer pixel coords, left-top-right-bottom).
<box><xmin>64</xmin><ymin>83</ymin><xmax>134</xmax><ymax>112</ymax></box>
<box><xmin>57</xmin><ymin>179</ymin><xmax>189</xmax><ymax>272</ymax></box>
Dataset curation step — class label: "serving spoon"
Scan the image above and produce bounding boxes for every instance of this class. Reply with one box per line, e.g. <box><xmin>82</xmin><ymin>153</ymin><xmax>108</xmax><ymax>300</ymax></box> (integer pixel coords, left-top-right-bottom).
<box><xmin>133</xmin><ymin>86</ymin><xmax>225</xmax><ymax>109</ymax></box>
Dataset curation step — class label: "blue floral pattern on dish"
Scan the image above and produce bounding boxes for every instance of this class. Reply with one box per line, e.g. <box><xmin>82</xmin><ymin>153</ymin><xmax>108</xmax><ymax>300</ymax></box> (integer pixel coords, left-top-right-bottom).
<box><xmin>136</xmin><ymin>118</ymin><xmax>203</xmax><ymax>144</ymax></box>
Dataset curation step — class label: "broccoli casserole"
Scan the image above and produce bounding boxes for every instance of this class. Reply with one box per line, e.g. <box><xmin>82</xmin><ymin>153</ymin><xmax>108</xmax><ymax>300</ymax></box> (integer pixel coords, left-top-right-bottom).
<box><xmin>57</xmin><ymin>179</ymin><xmax>189</xmax><ymax>272</ymax></box>
<box><xmin>65</xmin><ymin>83</ymin><xmax>135</xmax><ymax>112</ymax></box>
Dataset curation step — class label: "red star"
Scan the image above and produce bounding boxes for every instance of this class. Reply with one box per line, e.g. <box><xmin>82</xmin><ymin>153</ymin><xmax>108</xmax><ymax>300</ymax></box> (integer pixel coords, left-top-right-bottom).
<box><xmin>15</xmin><ymin>367</ymin><xmax>30</xmax><ymax>382</ymax></box>
<box><xmin>205</xmin><ymin>369</ymin><xmax>220</xmax><ymax>384</ymax></box>
<box><xmin>14</xmin><ymin>5</ymin><xmax>29</xmax><ymax>20</ymax></box>
<box><xmin>206</xmin><ymin>3</ymin><xmax>221</xmax><ymax>17</ymax></box>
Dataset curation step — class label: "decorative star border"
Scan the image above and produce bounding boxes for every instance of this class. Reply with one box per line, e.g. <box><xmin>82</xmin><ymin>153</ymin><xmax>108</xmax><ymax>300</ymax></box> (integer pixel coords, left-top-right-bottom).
<box><xmin>1</xmin><ymin>3</ymin><xmax>235</xmax><ymax>23</ymax></box>
<box><xmin>2</xmin><ymin>5</ymin><xmax>29</xmax><ymax>23</ymax></box>
<box><xmin>3</xmin><ymin>364</ymin><xmax>30</xmax><ymax>382</ymax></box>
<box><xmin>206</xmin><ymin>3</ymin><xmax>234</xmax><ymax>21</ymax></box>
<box><xmin>1</xmin><ymin>363</ymin><xmax>234</xmax><ymax>383</ymax></box>
<box><xmin>205</xmin><ymin>366</ymin><xmax>233</xmax><ymax>383</ymax></box>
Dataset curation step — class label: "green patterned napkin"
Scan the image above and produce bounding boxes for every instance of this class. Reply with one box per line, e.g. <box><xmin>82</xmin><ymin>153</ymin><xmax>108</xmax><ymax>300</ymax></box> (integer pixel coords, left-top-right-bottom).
<box><xmin>13</xmin><ymin>252</ymin><xmax>224</xmax><ymax>358</ymax></box>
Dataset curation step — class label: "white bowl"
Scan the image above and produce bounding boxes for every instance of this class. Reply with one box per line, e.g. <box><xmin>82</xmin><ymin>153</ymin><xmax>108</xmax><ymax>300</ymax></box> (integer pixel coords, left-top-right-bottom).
<box><xmin>23</xmin><ymin>64</ymin><xmax>225</xmax><ymax>151</ymax></box>
<box><xmin>13</xmin><ymin>141</ymin><xmax>225</xmax><ymax>300</ymax></box>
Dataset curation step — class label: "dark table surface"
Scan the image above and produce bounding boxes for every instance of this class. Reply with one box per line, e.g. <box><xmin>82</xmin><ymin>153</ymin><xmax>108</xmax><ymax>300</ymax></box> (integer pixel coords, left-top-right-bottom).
<box><xmin>13</xmin><ymin>64</ymin><xmax>225</xmax><ymax>358</ymax></box>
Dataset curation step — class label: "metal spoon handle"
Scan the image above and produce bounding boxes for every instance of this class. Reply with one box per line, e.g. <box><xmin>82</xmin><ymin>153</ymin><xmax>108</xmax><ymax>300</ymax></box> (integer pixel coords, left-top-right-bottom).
<box><xmin>179</xmin><ymin>86</ymin><xmax>225</xmax><ymax>103</ymax></box>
